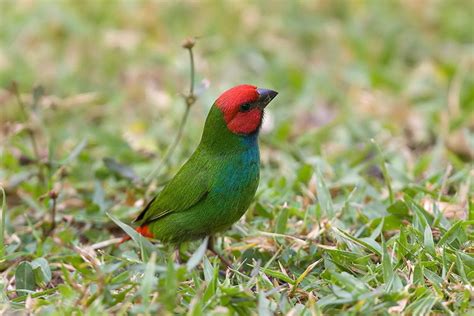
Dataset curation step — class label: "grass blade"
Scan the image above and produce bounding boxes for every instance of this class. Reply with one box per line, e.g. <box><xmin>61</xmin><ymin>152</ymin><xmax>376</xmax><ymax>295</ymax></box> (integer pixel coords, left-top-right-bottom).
<box><xmin>107</xmin><ymin>212</ymin><xmax>157</xmax><ymax>261</ymax></box>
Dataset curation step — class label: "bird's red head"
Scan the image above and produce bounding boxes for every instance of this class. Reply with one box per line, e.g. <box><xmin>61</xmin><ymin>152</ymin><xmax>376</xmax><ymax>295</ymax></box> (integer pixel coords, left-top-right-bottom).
<box><xmin>215</xmin><ymin>84</ymin><xmax>278</xmax><ymax>135</ymax></box>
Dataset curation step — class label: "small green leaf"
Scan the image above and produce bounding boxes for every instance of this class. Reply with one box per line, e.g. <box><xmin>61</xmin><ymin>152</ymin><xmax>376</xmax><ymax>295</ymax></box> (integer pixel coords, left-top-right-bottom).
<box><xmin>58</xmin><ymin>284</ymin><xmax>76</xmax><ymax>300</ymax></box>
<box><xmin>293</xmin><ymin>259</ymin><xmax>321</xmax><ymax>293</ymax></box>
<box><xmin>202</xmin><ymin>256</ymin><xmax>214</xmax><ymax>284</ymax></box>
<box><xmin>423</xmin><ymin>225</ymin><xmax>435</xmax><ymax>254</ymax></box>
<box><xmin>455</xmin><ymin>252</ymin><xmax>470</xmax><ymax>284</ymax></box>
<box><xmin>202</xmin><ymin>257</ymin><xmax>218</xmax><ymax>302</ymax></box>
<box><xmin>413</xmin><ymin>263</ymin><xmax>424</xmax><ymax>285</ymax></box>
<box><xmin>294</xmin><ymin>163</ymin><xmax>313</xmax><ymax>192</ymax></box>
<box><xmin>31</xmin><ymin>258</ymin><xmax>51</xmax><ymax>286</ymax></box>
<box><xmin>406</xmin><ymin>197</ymin><xmax>432</xmax><ymax>232</ymax></box>
<box><xmin>369</xmin><ymin>217</ymin><xmax>384</xmax><ymax>240</ymax></box>
<box><xmin>423</xmin><ymin>268</ymin><xmax>444</xmax><ymax>285</ymax></box>
<box><xmin>382</xmin><ymin>240</ymin><xmax>394</xmax><ymax>288</ymax></box>
<box><xmin>387</xmin><ymin>200</ymin><xmax>409</xmax><ymax>217</ymax></box>
<box><xmin>334</xmin><ymin>228</ymin><xmax>382</xmax><ymax>256</ymax></box>
<box><xmin>275</xmin><ymin>206</ymin><xmax>289</xmax><ymax>234</ymax></box>
<box><xmin>438</xmin><ymin>220</ymin><xmax>463</xmax><ymax>247</ymax></box>
<box><xmin>261</xmin><ymin>267</ymin><xmax>295</xmax><ymax>285</ymax></box>
<box><xmin>315</xmin><ymin>166</ymin><xmax>334</xmax><ymax>218</ymax></box>
<box><xmin>15</xmin><ymin>261</ymin><xmax>36</xmax><ymax>296</ymax></box>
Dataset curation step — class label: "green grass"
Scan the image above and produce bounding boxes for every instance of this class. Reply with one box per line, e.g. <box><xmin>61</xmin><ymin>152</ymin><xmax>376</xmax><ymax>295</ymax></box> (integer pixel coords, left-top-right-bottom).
<box><xmin>1</xmin><ymin>1</ymin><xmax>473</xmax><ymax>314</ymax></box>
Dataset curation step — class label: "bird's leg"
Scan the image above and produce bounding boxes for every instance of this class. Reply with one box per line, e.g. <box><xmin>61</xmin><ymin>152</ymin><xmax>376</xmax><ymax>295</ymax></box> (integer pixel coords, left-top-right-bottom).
<box><xmin>173</xmin><ymin>244</ymin><xmax>183</xmax><ymax>264</ymax></box>
<box><xmin>207</xmin><ymin>236</ymin><xmax>232</xmax><ymax>269</ymax></box>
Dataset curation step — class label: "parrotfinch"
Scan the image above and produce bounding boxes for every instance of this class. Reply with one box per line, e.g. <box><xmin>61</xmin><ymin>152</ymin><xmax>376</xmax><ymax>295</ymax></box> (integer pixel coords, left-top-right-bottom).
<box><xmin>130</xmin><ymin>84</ymin><xmax>277</xmax><ymax>244</ymax></box>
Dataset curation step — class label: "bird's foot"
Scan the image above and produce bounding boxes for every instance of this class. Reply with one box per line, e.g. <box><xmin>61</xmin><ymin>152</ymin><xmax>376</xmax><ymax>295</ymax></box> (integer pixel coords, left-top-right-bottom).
<box><xmin>208</xmin><ymin>247</ymin><xmax>233</xmax><ymax>269</ymax></box>
<box><xmin>173</xmin><ymin>248</ymin><xmax>183</xmax><ymax>264</ymax></box>
<box><xmin>207</xmin><ymin>237</ymin><xmax>233</xmax><ymax>269</ymax></box>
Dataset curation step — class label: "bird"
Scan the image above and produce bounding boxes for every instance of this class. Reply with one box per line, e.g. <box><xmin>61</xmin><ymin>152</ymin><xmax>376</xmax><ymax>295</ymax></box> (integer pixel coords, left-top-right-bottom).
<box><xmin>125</xmin><ymin>84</ymin><xmax>278</xmax><ymax>259</ymax></box>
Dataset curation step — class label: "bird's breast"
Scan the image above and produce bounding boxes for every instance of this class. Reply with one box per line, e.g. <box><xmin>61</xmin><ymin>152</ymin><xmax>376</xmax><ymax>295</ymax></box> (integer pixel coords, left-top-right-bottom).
<box><xmin>212</xmin><ymin>145</ymin><xmax>260</xmax><ymax>199</ymax></box>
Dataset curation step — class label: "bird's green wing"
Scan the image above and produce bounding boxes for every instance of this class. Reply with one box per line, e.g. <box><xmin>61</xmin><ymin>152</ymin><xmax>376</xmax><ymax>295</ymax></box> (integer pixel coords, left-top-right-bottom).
<box><xmin>134</xmin><ymin>157</ymin><xmax>209</xmax><ymax>225</ymax></box>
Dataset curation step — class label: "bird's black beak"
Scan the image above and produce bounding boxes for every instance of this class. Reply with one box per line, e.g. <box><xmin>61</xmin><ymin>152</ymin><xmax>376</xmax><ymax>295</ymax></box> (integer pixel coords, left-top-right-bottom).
<box><xmin>256</xmin><ymin>88</ymin><xmax>278</xmax><ymax>108</ymax></box>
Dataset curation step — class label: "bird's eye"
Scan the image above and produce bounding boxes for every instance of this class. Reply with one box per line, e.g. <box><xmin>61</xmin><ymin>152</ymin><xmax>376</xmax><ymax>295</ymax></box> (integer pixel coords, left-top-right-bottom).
<box><xmin>240</xmin><ymin>103</ymin><xmax>252</xmax><ymax>112</ymax></box>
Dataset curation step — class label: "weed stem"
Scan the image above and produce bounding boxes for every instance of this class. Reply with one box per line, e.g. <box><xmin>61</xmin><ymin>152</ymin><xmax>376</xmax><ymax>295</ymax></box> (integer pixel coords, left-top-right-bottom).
<box><xmin>145</xmin><ymin>38</ymin><xmax>197</xmax><ymax>184</ymax></box>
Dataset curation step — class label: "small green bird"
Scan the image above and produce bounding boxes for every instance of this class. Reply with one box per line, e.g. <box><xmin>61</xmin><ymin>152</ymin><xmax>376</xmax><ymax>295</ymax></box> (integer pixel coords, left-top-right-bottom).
<box><xmin>129</xmin><ymin>84</ymin><xmax>277</xmax><ymax>248</ymax></box>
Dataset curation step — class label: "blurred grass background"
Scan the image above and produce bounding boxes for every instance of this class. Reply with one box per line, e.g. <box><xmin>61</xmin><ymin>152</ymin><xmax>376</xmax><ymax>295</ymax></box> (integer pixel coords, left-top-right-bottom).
<box><xmin>0</xmin><ymin>0</ymin><xmax>473</xmax><ymax>314</ymax></box>
<box><xmin>1</xmin><ymin>1</ymin><xmax>472</xmax><ymax>166</ymax></box>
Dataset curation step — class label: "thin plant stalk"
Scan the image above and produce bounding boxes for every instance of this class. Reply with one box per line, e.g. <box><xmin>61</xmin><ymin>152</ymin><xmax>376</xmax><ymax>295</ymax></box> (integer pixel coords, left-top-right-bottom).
<box><xmin>145</xmin><ymin>38</ymin><xmax>197</xmax><ymax>184</ymax></box>
<box><xmin>45</xmin><ymin>190</ymin><xmax>58</xmax><ymax>236</ymax></box>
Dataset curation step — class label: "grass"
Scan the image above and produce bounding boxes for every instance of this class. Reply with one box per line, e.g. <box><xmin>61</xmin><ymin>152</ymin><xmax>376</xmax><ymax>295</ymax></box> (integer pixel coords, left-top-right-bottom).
<box><xmin>0</xmin><ymin>1</ymin><xmax>473</xmax><ymax>315</ymax></box>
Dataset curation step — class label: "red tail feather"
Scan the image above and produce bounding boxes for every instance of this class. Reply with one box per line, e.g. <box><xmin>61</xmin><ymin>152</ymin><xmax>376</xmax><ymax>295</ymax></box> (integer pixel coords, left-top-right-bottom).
<box><xmin>136</xmin><ymin>225</ymin><xmax>154</xmax><ymax>238</ymax></box>
<box><xmin>118</xmin><ymin>225</ymin><xmax>153</xmax><ymax>245</ymax></box>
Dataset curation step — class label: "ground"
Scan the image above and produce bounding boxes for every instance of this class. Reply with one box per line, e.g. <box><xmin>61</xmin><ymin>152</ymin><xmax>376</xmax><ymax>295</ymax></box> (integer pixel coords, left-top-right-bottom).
<box><xmin>0</xmin><ymin>1</ymin><xmax>473</xmax><ymax>315</ymax></box>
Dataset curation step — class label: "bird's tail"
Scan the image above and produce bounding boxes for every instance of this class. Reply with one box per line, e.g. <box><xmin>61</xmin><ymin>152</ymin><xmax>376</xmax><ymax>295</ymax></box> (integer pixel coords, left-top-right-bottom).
<box><xmin>118</xmin><ymin>225</ymin><xmax>154</xmax><ymax>245</ymax></box>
